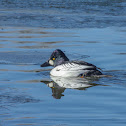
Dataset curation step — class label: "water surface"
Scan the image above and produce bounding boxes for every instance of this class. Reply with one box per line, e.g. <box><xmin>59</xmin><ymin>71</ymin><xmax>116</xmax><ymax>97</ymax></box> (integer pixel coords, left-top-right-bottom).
<box><xmin>0</xmin><ymin>1</ymin><xmax>126</xmax><ymax>126</ymax></box>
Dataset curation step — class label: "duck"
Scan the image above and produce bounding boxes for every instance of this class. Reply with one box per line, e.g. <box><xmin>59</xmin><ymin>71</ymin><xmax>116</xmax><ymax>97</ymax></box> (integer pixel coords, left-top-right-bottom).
<box><xmin>40</xmin><ymin>49</ymin><xmax>102</xmax><ymax>77</ymax></box>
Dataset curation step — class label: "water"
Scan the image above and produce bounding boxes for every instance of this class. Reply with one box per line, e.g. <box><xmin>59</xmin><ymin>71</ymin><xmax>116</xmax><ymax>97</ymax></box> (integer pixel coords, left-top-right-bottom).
<box><xmin>0</xmin><ymin>0</ymin><xmax>126</xmax><ymax>126</ymax></box>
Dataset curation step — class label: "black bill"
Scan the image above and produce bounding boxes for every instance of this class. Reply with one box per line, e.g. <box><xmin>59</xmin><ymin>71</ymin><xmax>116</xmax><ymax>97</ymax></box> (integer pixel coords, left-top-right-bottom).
<box><xmin>40</xmin><ymin>61</ymin><xmax>50</xmax><ymax>67</ymax></box>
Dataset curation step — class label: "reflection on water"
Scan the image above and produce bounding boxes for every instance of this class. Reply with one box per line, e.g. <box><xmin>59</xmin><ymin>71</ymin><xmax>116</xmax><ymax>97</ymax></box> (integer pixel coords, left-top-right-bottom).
<box><xmin>41</xmin><ymin>76</ymin><xmax>100</xmax><ymax>99</ymax></box>
<box><xmin>0</xmin><ymin>27</ymin><xmax>78</xmax><ymax>53</ymax></box>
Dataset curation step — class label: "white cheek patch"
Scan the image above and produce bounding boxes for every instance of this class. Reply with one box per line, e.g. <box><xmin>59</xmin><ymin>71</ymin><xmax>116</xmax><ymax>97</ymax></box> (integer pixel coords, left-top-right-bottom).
<box><xmin>49</xmin><ymin>60</ymin><xmax>54</xmax><ymax>65</ymax></box>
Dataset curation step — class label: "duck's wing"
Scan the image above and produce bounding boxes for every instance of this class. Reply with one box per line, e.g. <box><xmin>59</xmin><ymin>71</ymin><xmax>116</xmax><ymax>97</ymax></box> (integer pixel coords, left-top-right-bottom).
<box><xmin>71</xmin><ymin>61</ymin><xmax>97</xmax><ymax>67</ymax></box>
<box><xmin>55</xmin><ymin>61</ymin><xmax>97</xmax><ymax>71</ymax></box>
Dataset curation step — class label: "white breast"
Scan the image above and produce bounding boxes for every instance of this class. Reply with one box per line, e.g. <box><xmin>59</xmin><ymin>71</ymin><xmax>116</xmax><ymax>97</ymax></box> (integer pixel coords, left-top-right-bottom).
<box><xmin>50</xmin><ymin>62</ymin><xmax>93</xmax><ymax>77</ymax></box>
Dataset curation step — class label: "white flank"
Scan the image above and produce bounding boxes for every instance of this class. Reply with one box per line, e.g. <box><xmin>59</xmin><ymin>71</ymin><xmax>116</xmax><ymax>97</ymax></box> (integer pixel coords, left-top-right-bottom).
<box><xmin>50</xmin><ymin>62</ymin><xmax>93</xmax><ymax>77</ymax></box>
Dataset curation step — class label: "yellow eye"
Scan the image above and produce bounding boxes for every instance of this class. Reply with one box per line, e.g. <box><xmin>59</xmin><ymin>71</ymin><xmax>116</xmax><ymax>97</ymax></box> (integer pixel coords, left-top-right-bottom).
<box><xmin>53</xmin><ymin>58</ymin><xmax>55</xmax><ymax>60</ymax></box>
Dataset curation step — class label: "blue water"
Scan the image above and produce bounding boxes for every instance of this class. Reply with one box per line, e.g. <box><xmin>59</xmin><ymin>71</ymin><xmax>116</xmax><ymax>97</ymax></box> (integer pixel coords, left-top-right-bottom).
<box><xmin>0</xmin><ymin>1</ymin><xmax>126</xmax><ymax>126</ymax></box>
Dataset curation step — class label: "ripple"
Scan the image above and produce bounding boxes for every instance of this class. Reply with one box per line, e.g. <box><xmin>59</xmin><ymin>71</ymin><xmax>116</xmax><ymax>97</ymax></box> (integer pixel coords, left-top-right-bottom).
<box><xmin>116</xmin><ymin>53</ymin><xmax>126</xmax><ymax>55</ymax></box>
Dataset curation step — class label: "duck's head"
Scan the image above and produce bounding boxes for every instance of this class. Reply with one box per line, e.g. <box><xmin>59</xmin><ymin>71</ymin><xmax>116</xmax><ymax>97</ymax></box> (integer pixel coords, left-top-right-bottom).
<box><xmin>41</xmin><ymin>49</ymin><xmax>69</xmax><ymax>67</ymax></box>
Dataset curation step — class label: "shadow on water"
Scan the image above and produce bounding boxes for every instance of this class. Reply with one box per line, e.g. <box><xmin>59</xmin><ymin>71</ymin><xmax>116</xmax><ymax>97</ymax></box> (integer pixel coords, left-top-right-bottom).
<box><xmin>41</xmin><ymin>76</ymin><xmax>106</xmax><ymax>99</ymax></box>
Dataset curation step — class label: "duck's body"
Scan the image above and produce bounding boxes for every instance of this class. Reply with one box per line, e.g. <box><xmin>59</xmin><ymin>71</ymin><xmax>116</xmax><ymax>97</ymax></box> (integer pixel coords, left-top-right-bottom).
<box><xmin>41</xmin><ymin>49</ymin><xmax>102</xmax><ymax>77</ymax></box>
<box><xmin>50</xmin><ymin>61</ymin><xmax>102</xmax><ymax>77</ymax></box>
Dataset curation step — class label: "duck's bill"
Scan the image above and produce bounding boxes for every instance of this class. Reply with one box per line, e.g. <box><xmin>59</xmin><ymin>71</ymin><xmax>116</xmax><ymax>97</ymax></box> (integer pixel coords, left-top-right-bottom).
<box><xmin>41</xmin><ymin>62</ymin><xmax>51</xmax><ymax>67</ymax></box>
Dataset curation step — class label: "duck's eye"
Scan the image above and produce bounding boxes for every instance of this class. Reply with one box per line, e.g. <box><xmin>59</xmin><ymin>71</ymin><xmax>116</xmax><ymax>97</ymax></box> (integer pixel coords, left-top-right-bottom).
<box><xmin>53</xmin><ymin>58</ymin><xmax>55</xmax><ymax>60</ymax></box>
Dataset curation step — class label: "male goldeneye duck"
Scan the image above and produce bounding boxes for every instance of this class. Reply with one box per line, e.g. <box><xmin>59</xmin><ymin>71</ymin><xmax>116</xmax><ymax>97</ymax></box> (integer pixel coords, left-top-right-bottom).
<box><xmin>41</xmin><ymin>49</ymin><xmax>102</xmax><ymax>77</ymax></box>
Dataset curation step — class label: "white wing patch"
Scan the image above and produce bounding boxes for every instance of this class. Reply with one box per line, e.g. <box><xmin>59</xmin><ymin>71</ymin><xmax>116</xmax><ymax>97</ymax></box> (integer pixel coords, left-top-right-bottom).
<box><xmin>56</xmin><ymin>62</ymin><xmax>94</xmax><ymax>71</ymax></box>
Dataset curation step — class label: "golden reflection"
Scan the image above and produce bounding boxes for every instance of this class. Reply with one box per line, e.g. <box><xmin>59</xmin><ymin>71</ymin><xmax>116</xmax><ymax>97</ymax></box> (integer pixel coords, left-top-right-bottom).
<box><xmin>21</xmin><ymin>117</ymin><xmax>36</xmax><ymax>119</ymax></box>
<box><xmin>41</xmin><ymin>76</ymin><xmax>100</xmax><ymax>99</ymax></box>
<box><xmin>17</xmin><ymin>41</ymin><xmax>62</xmax><ymax>49</ymax></box>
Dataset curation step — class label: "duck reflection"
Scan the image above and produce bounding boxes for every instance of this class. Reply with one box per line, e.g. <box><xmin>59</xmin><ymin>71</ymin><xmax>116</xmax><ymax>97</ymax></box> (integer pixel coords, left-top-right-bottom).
<box><xmin>41</xmin><ymin>76</ymin><xmax>100</xmax><ymax>99</ymax></box>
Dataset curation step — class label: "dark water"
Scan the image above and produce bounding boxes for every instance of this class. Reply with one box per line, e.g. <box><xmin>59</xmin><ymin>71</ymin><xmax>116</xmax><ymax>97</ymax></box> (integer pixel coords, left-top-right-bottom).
<box><xmin>0</xmin><ymin>0</ymin><xmax>126</xmax><ymax>28</ymax></box>
<box><xmin>0</xmin><ymin>1</ymin><xmax>126</xmax><ymax>126</ymax></box>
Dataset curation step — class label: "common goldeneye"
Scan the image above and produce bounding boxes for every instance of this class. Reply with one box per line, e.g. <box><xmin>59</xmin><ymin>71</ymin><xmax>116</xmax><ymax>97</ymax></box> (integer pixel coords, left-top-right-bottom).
<box><xmin>41</xmin><ymin>49</ymin><xmax>102</xmax><ymax>77</ymax></box>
